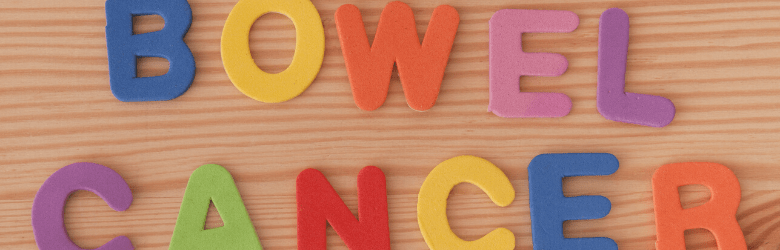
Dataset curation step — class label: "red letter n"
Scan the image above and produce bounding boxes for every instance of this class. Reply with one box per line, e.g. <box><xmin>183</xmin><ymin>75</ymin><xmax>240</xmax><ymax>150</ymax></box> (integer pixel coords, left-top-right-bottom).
<box><xmin>652</xmin><ymin>162</ymin><xmax>746</xmax><ymax>250</ymax></box>
<box><xmin>297</xmin><ymin>166</ymin><xmax>389</xmax><ymax>250</ymax></box>
<box><xmin>335</xmin><ymin>1</ymin><xmax>459</xmax><ymax>111</ymax></box>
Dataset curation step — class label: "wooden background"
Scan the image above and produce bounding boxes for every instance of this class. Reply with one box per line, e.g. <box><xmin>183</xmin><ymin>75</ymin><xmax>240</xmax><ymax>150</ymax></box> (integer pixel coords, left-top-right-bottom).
<box><xmin>2</xmin><ymin>0</ymin><xmax>780</xmax><ymax>249</ymax></box>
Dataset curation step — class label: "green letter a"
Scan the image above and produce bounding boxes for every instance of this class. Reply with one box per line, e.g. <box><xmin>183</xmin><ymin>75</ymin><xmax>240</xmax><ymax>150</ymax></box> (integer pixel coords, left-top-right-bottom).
<box><xmin>169</xmin><ymin>164</ymin><xmax>262</xmax><ymax>250</ymax></box>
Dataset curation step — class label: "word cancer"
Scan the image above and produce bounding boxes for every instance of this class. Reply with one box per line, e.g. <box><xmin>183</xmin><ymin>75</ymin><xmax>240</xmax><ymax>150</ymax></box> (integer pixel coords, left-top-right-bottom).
<box><xmin>31</xmin><ymin>154</ymin><xmax>746</xmax><ymax>250</ymax></box>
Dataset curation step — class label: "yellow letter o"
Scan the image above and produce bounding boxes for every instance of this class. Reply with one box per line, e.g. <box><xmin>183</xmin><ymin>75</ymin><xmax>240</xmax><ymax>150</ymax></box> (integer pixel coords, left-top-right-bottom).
<box><xmin>221</xmin><ymin>0</ymin><xmax>324</xmax><ymax>102</ymax></box>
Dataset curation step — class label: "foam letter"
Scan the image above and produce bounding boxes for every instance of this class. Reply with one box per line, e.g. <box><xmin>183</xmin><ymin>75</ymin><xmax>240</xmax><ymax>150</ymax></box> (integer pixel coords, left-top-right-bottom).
<box><xmin>105</xmin><ymin>0</ymin><xmax>195</xmax><ymax>102</ymax></box>
<box><xmin>652</xmin><ymin>162</ymin><xmax>746</xmax><ymax>250</ymax></box>
<box><xmin>168</xmin><ymin>164</ymin><xmax>262</xmax><ymax>250</ymax></box>
<box><xmin>488</xmin><ymin>10</ymin><xmax>578</xmax><ymax>117</ymax></box>
<box><xmin>417</xmin><ymin>155</ymin><xmax>515</xmax><ymax>250</ymax></box>
<box><xmin>528</xmin><ymin>153</ymin><xmax>618</xmax><ymax>250</ymax></box>
<box><xmin>597</xmin><ymin>8</ymin><xmax>675</xmax><ymax>127</ymax></box>
<box><xmin>297</xmin><ymin>166</ymin><xmax>388</xmax><ymax>249</ymax></box>
<box><xmin>32</xmin><ymin>162</ymin><xmax>133</xmax><ymax>250</ymax></box>
<box><xmin>335</xmin><ymin>2</ymin><xmax>459</xmax><ymax>111</ymax></box>
<box><xmin>222</xmin><ymin>0</ymin><xmax>324</xmax><ymax>103</ymax></box>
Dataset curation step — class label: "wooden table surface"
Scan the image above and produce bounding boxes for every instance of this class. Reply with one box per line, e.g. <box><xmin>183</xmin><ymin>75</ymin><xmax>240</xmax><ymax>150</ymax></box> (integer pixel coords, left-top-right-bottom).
<box><xmin>2</xmin><ymin>0</ymin><xmax>780</xmax><ymax>249</ymax></box>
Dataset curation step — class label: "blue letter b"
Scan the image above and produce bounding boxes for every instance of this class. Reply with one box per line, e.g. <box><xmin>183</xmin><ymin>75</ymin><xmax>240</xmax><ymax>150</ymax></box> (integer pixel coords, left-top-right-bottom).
<box><xmin>106</xmin><ymin>0</ymin><xmax>195</xmax><ymax>101</ymax></box>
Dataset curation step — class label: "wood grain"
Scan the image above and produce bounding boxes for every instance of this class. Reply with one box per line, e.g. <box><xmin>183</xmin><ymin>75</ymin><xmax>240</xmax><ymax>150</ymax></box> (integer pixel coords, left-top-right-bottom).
<box><xmin>1</xmin><ymin>0</ymin><xmax>780</xmax><ymax>249</ymax></box>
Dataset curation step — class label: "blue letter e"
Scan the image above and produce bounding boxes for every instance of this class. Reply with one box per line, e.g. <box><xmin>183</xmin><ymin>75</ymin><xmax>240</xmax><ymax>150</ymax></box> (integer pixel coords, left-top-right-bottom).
<box><xmin>528</xmin><ymin>153</ymin><xmax>619</xmax><ymax>250</ymax></box>
<box><xmin>106</xmin><ymin>0</ymin><xmax>195</xmax><ymax>102</ymax></box>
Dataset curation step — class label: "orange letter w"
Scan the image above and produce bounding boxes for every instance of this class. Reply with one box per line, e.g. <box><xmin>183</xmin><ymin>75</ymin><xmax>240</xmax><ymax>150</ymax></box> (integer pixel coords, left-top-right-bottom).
<box><xmin>335</xmin><ymin>1</ymin><xmax>459</xmax><ymax>111</ymax></box>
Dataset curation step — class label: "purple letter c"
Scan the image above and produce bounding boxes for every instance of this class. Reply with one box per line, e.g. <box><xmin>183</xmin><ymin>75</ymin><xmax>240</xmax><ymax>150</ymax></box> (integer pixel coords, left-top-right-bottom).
<box><xmin>31</xmin><ymin>162</ymin><xmax>133</xmax><ymax>250</ymax></box>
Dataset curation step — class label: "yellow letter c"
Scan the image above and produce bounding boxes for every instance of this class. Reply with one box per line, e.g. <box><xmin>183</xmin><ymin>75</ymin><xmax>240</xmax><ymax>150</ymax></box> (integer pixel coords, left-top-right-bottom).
<box><xmin>417</xmin><ymin>155</ymin><xmax>516</xmax><ymax>250</ymax></box>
